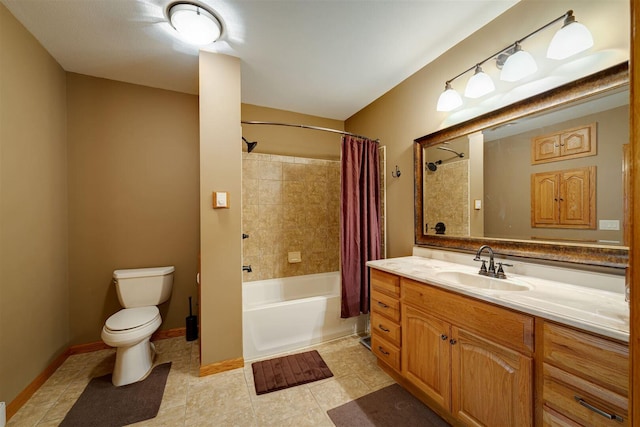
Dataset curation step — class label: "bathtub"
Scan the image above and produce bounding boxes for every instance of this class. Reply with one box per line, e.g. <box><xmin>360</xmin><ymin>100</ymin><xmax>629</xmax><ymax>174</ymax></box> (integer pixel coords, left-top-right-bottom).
<box><xmin>242</xmin><ymin>272</ymin><xmax>364</xmax><ymax>361</ymax></box>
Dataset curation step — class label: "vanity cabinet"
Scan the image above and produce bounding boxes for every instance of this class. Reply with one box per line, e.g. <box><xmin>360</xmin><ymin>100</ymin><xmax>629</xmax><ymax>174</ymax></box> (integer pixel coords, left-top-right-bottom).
<box><xmin>370</xmin><ymin>269</ymin><xmax>401</xmax><ymax>372</ymax></box>
<box><xmin>531</xmin><ymin>123</ymin><xmax>596</xmax><ymax>165</ymax></box>
<box><xmin>401</xmin><ymin>277</ymin><xmax>534</xmax><ymax>426</ymax></box>
<box><xmin>531</xmin><ymin>166</ymin><xmax>596</xmax><ymax>229</ymax></box>
<box><xmin>540</xmin><ymin>321</ymin><xmax>628</xmax><ymax>426</ymax></box>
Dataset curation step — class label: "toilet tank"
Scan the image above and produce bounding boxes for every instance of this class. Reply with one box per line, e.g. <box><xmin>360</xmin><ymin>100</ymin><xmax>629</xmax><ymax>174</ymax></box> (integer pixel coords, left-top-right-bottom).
<box><xmin>113</xmin><ymin>266</ymin><xmax>174</xmax><ymax>308</ymax></box>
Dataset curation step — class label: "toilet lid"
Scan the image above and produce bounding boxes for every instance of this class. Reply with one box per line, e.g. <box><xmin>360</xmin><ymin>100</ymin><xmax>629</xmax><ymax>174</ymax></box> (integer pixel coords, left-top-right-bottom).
<box><xmin>105</xmin><ymin>306</ymin><xmax>160</xmax><ymax>331</ymax></box>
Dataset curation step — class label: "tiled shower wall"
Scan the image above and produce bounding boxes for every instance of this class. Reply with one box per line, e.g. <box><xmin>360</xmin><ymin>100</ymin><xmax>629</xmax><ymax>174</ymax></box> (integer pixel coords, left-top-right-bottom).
<box><xmin>424</xmin><ymin>159</ymin><xmax>469</xmax><ymax>237</ymax></box>
<box><xmin>242</xmin><ymin>153</ymin><xmax>340</xmax><ymax>281</ymax></box>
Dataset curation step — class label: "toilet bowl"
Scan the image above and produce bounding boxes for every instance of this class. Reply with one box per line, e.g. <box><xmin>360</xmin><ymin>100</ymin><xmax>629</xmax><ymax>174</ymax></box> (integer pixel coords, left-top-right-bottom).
<box><xmin>101</xmin><ymin>307</ymin><xmax>162</xmax><ymax>386</ymax></box>
<box><xmin>101</xmin><ymin>266</ymin><xmax>174</xmax><ymax>386</ymax></box>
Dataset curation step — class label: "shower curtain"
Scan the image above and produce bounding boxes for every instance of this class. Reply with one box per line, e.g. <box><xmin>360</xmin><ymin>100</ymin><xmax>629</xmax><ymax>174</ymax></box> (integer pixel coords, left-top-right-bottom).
<box><xmin>340</xmin><ymin>135</ymin><xmax>381</xmax><ymax>318</ymax></box>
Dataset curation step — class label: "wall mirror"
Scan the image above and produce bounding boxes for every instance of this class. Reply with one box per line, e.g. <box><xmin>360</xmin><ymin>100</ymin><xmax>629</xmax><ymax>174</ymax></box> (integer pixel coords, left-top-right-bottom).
<box><xmin>414</xmin><ymin>62</ymin><xmax>629</xmax><ymax>269</ymax></box>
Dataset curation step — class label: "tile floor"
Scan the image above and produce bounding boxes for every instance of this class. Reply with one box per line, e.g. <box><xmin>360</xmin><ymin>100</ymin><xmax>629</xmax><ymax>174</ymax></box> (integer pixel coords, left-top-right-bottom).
<box><xmin>8</xmin><ymin>334</ymin><xmax>395</xmax><ymax>426</ymax></box>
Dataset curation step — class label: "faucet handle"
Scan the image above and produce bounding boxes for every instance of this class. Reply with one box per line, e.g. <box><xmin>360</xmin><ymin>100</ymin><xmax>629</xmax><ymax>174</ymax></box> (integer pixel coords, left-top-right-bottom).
<box><xmin>496</xmin><ymin>262</ymin><xmax>513</xmax><ymax>279</ymax></box>
<box><xmin>478</xmin><ymin>260</ymin><xmax>488</xmax><ymax>276</ymax></box>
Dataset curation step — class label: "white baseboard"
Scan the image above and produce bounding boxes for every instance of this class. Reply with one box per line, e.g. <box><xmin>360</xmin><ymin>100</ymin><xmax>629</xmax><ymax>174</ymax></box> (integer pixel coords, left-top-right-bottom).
<box><xmin>0</xmin><ymin>401</ymin><xmax>6</xmax><ymax>427</ymax></box>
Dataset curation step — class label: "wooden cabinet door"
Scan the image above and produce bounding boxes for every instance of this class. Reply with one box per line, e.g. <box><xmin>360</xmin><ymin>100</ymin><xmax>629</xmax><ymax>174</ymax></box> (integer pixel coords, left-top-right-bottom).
<box><xmin>402</xmin><ymin>305</ymin><xmax>451</xmax><ymax>410</ymax></box>
<box><xmin>532</xmin><ymin>134</ymin><xmax>561</xmax><ymax>162</ymax></box>
<box><xmin>560</xmin><ymin>124</ymin><xmax>596</xmax><ymax>157</ymax></box>
<box><xmin>532</xmin><ymin>172</ymin><xmax>559</xmax><ymax>226</ymax></box>
<box><xmin>532</xmin><ymin>123</ymin><xmax>596</xmax><ymax>164</ymax></box>
<box><xmin>559</xmin><ymin>167</ymin><xmax>595</xmax><ymax>228</ymax></box>
<box><xmin>531</xmin><ymin>166</ymin><xmax>596</xmax><ymax>229</ymax></box>
<box><xmin>451</xmin><ymin>327</ymin><xmax>533</xmax><ymax>427</ymax></box>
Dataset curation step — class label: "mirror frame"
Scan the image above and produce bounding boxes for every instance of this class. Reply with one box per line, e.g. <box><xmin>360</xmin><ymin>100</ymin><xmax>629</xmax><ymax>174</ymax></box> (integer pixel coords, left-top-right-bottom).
<box><xmin>414</xmin><ymin>62</ymin><xmax>629</xmax><ymax>269</ymax></box>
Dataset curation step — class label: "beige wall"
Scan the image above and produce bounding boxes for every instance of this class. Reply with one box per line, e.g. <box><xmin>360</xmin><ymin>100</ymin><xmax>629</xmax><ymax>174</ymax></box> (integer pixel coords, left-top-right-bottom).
<box><xmin>242</xmin><ymin>153</ymin><xmax>340</xmax><ymax>281</ymax></box>
<box><xmin>199</xmin><ymin>52</ymin><xmax>243</xmax><ymax>365</ymax></box>
<box><xmin>67</xmin><ymin>73</ymin><xmax>200</xmax><ymax>344</ymax></box>
<box><xmin>241</xmin><ymin>104</ymin><xmax>344</xmax><ymax>160</ymax></box>
<box><xmin>0</xmin><ymin>3</ymin><xmax>68</xmax><ymax>403</ymax></box>
<box><xmin>345</xmin><ymin>0</ymin><xmax>630</xmax><ymax>258</ymax></box>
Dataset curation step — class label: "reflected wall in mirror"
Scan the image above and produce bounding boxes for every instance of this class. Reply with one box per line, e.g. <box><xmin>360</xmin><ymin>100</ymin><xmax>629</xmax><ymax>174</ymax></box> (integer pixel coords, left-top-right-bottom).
<box><xmin>415</xmin><ymin>62</ymin><xmax>629</xmax><ymax>269</ymax></box>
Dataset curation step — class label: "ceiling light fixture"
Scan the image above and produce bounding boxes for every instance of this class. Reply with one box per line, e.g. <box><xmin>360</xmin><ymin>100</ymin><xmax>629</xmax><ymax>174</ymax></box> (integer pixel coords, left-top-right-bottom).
<box><xmin>168</xmin><ymin>2</ymin><xmax>222</xmax><ymax>46</ymax></box>
<box><xmin>436</xmin><ymin>10</ymin><xmax>593</xmax><ymax>112</ymax></box>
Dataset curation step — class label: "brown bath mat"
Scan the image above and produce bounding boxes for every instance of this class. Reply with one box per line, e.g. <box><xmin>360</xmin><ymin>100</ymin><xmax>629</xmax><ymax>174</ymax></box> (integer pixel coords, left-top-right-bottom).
<box><xmin>327</xmin><ymin>383</ymin><xmax>451</xmax><ymax>427</ymax></box>
<box><xmin>252</xmin><ymin>350</ymin><xmax>333</xmax><ymax>395</ymax></box>
<box><xmin>60</xmin><ymin>362</ymin><xmax>171</xmax><ymax>427</ymax></box>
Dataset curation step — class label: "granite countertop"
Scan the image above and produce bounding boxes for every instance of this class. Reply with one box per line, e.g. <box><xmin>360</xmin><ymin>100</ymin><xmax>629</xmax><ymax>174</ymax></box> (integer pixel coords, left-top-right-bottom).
<box><xmin>367</xmin><ymin>256</ymin><xmax>629</xmax><ymax>342</ymax></box>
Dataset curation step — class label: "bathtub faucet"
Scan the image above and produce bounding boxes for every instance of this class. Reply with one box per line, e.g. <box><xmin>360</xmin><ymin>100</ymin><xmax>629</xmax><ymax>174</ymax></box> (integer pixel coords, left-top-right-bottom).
<box><xmin>242</xmin><ymin>265</ymin><xmax>252</xmax><ymax>273</ymax></box>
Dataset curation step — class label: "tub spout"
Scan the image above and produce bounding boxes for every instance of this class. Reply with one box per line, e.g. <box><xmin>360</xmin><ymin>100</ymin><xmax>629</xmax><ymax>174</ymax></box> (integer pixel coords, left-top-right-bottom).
<box><xmin>242</xmin><ymin>265</ymin><xmax>252</xmax><ymax>273</ymax></box>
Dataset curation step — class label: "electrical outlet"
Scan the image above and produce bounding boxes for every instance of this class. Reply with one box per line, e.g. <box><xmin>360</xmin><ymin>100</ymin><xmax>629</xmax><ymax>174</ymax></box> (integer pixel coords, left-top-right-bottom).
<box><xmin>599</xmin><ymin>219</ymin><xmax>620</xmax><ymax>231</ymax></box>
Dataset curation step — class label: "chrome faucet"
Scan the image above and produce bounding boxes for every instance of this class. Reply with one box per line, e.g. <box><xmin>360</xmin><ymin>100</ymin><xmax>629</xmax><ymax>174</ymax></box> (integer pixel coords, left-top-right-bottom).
<box><xmin>474</xmin><ymin>245</ymin><xmax>495</xmax><ymax>277</ymax></box>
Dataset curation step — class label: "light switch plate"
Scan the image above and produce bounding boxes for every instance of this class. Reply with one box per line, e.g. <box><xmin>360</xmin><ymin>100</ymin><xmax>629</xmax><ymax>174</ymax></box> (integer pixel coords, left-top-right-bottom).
<box><xmin>474</xmin><ymin>199</ymin><xmax>482</xmax><ymax>210</ymax></box>
<box><xmin>599</xmin><ymin>219</ymin><xmax>620</xmax><ymax>230</ymax></box>
<box><xmin>213</xmin><ymin>191</ymin><xmax>229</xmax><ymax>209</ymax></box>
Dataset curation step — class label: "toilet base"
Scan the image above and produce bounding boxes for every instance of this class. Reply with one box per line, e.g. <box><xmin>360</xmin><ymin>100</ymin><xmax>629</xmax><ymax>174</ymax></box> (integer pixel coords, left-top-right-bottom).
<box><xmin>111</xmin><ymin>337</ymin><xmax>156</xmax><ymax>386</ymax></box>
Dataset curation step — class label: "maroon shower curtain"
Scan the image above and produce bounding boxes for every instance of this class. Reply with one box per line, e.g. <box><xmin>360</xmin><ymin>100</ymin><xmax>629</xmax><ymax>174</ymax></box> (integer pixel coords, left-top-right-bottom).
<box><xmin>340</xmin><ymin>136</ymin><xmax>381</xmax><ymax>318</ymax></box>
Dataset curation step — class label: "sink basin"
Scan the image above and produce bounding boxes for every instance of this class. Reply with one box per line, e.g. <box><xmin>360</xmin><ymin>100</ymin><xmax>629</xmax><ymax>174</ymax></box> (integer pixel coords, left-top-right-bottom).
<box><xmin>435</xmin><ymin>271</ymin><xmax>531</xmax><ymax>292</ymax></box>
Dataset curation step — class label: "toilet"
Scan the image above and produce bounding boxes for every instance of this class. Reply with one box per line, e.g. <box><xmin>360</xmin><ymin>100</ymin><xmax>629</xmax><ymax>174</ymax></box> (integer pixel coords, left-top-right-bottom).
<box><xmin>101</xmin><ymin>266</ymin><xmax>174</xmax><ymax>386</ymax></box>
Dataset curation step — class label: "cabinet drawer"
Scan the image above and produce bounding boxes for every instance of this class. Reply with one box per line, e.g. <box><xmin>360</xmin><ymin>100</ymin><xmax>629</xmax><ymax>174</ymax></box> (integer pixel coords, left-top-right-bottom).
<box><xmin>371</xmin><ymin>311</ymin><xmax>401</xmax><ymax>347</ymax></box>
<box><xmin>543</xmin><ymin>363</ymin><xmax>628</xmax><ymax>426</ymax></box>
<box><xmin>402</xmin><ymin>278</ymin><xmax>534</xmax><ymax>354</ymax></box>
<box><xmin>371</xmin><ymin>290</ymin><xmax>400</xmax><ymax>322</ymax></box>
<box><xmin>371</xmin><ymin>268</ymin><xmax>400</xmax><ymax>297</ymax></box>
<box><xmin>543</xmin><ymin>405</ymin><xmax>582</xmax><ymax>426</ymax></box>
<box><xmin>543</xmin><ymin>321</ymin><xmax>628</xmax><ymax>396</ymax></box>
<box><xmin>372</xmin><ymin>334</ymin><xmax>400</xmax><ymax>371</ymax></box>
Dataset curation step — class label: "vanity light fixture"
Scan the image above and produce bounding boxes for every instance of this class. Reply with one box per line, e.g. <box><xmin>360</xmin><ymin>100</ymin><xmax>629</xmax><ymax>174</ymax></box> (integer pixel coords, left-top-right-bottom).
<box><xmin>500</xmin><ymin>42</ymin><xmax>538</xmax><ymax>82</ymax></box>
<box><xmin>436</xmin><ymin>82</ymin><xmax>463</xmax><ymax>112</ymax></box>
<box><xmin>168</xmin><ymin>2</ymin><xmax>222</xmax><ymax>46</ymax></box>
<box><xmin>546</xmin><ymin>10</ymin><xmax>594</xmax><ymax>60</ymax></box>
<box><xmin>436</xmin><ymin>10</ymin><xmax>593</xmax><ymax>112</ymax></box>
<box><xmin>464</xmin><ymin>65</ymin><xmax>496</xmax><ymax>98</ymax></box>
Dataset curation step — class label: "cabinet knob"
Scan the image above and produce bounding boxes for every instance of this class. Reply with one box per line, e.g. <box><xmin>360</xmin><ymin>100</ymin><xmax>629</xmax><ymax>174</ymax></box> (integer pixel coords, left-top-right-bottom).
<box><xmin>449</xmin><ymin>339</ymin><xmax>457</xmax><ymax>345</ymax></box>
<box><xmin>441</xmin><ymin>334</ymin><xmax>448</xmax><ymax>340</ymax></box>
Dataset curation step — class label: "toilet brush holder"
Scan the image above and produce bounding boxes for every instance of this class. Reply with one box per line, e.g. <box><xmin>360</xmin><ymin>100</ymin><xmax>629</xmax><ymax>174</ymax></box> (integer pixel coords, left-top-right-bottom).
<box><xmin>186</xmin><ymin>296</ymin><xmax>198</xmax><ymax>341</ymax></box>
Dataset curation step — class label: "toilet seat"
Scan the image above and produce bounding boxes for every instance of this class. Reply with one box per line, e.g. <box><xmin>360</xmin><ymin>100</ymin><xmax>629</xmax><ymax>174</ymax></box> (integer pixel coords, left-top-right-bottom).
<box><xmin>105</xmin><ymin>306</ymin><xmax>160</xmax><ymax>332</ymax></box>
<box><xmin>102</xmin><ymin>306</ymin><xmax>162</xmax><ymax>348</ymax></box>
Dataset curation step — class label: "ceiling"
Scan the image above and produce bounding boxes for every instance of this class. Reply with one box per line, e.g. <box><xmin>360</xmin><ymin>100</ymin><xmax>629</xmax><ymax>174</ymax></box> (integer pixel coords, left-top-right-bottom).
<box><xmin>2</xmin><ymin>0</ymin><xmax>519</xmax><ymax>120</ymax></box>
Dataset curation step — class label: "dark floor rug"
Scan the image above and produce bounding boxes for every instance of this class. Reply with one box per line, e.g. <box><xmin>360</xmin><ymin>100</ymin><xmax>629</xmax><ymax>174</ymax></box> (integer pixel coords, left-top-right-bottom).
<box><xmin>327</xmin><ymin>383</ymin><xmax>451</xmax><ymax>427</ymax></box>
<box><xmin>60</xmin><ymin>362</ymin><xmax>171</xmax><ymax>427</ymax></box>
<box><xmin>252</xmin><ymin>350</ymin><xmax>333</xmax><ymax>395</ymax></box>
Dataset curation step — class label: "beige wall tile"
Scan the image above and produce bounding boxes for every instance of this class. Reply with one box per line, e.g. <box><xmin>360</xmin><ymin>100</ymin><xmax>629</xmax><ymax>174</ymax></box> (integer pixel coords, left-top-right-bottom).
<box><xmin>242</xmin><ymin>155</ymin><xmax>339</xmax><ymax>281</ymax></box>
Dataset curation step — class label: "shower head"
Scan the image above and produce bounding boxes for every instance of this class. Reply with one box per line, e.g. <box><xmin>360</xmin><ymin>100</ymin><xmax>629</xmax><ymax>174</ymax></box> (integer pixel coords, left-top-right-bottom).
<box><xmin>437</xmin><ymin>146</ymin><xmax>465</xmax><ymax>158</ymax></box>
<box><xmin>242</xmin><ymin>136</ymin><xmax>258</xmax><ymax>153</ymax></box>
<box><xmin>426</xmin><ymin>160</ymin><xmax>442</xmax><ymax>171</ymax></box>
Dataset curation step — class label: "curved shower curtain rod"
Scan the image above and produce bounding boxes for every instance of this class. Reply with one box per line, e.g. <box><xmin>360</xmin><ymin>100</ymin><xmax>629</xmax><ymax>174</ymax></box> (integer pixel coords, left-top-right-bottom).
<box><xmin>241</xmin><ymin>120</ymin><xmax>379</xmax><ymax>142</ymax></box>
